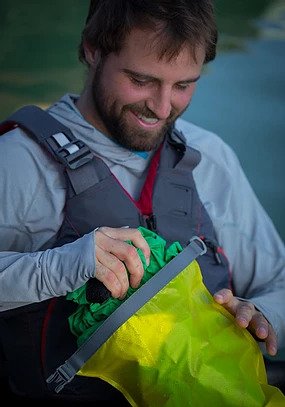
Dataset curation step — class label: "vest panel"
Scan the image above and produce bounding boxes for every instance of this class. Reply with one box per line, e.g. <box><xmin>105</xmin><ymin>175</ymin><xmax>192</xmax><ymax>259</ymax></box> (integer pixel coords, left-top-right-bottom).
<box><xmin>55</xmin><ymin>131</ymin><xmax>231</xmax><ymax>294</ymax></box>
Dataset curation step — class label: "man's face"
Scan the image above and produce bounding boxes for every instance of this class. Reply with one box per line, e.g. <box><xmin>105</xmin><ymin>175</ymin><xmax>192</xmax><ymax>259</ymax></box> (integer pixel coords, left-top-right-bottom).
<box><xmin>86</xmin><ymin>28</ymin><xmax>205</xmax><ymax>151</ymax></box>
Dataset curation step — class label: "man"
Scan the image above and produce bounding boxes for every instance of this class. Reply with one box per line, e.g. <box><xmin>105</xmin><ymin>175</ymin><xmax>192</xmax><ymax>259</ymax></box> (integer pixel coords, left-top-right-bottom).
<box><xmin>0</xmin><ymin>0</ymin><xmax>284</xmax><ymax>402</ymax></box>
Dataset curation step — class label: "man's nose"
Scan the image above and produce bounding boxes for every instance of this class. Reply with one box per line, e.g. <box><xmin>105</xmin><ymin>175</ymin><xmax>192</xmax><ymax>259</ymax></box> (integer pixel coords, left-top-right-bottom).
<box><xmin>146</xmin><ymin>88</ymin><xmax>172</xmax><ymax>120</ymax></box>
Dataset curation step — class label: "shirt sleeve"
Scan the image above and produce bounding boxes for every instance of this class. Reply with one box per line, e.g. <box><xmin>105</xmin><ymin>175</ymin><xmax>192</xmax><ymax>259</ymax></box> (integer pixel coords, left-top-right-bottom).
<box><xmin>195</xmin><ymin>131</ymin><xmax>285</xmax><ymax>350</ymax></box>
<box><xmin>177</xmin><ymin>119</ymin><xmax>285</xmax><ymax>351</ymax></box>
<box><xmin>0</xmin><ymin>128</ymin><xmax>95</xmax><ymax>311</ymax></box>
<box><xmin>214</xmin><ymin>149</ymin><xmax>285</xmax><ymax>351</ymax></box>
<box><xmin>0</xmin><ymin>232</ymin><xmax>95</xmax><ymax>312</ymax></box>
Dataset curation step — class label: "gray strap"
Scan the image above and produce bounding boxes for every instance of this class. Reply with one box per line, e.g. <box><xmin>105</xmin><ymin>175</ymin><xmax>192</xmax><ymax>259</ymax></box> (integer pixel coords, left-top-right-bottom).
<box><xmin>46</xmin><ymin>236</ymin><xmax>206</xmax><ymax>393</ymax></box>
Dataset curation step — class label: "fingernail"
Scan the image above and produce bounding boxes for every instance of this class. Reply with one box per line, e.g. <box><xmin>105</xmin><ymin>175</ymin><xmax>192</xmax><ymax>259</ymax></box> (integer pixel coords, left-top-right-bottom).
<box><xmin>271</xmin><ymin>346</ymin><xmax>277</xmax><ymax>355</ymax></box>
<box><xmin>236</xmin><ymin>317</ymin><xmax>248</xmax><ymax>327</ymax></box>
<box><xmin>120</xmin><ymin>225</ymin><xmax>130</xmax><ymax>229</ymax></box>
<box><xmin>257</xmin><ymin>327</ymin><xmax>267</xmax><ymax>337</ymax></box>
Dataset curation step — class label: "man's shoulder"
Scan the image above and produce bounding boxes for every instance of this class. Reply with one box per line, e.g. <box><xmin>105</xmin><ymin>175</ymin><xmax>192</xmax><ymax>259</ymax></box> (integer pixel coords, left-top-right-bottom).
<box><xmin>0</xmin><ymin>125</ymin><xmax>40</xmax><ymax>152</ymax></box>
<box><xmin>175</xmin><ymin>117</ymin><xmax>226</xmax><ymax>147</ymax></box>
<box><xmin>0</xmin><ymin>98</ymin><xmax>73</xmax><ymax>168</ymax></box>
<box><xmin>175</xmin><ymin>117</ymin><xmax>238</xmax><ymax>167</ymax></box>
<box><xmin>0</xmin><ymin>125</ymin><xmax>63</xmax><ymax>182</ymax></box>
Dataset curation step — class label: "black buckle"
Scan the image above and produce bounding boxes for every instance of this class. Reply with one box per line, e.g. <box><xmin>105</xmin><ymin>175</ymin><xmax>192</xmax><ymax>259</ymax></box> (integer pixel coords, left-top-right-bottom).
<box><xmin>46</xmin><ymin>135</ymin><xmax>93</xmax><ymax>169</ymax></box>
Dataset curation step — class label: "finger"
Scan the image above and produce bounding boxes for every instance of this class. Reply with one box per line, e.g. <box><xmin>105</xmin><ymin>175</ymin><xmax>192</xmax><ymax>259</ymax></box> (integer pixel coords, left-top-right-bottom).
<box><xmin>99</xmin><ymin>227</ymin><xmax>151</xmax><ymax>266</ymax></box>
<box><xmin>96</xmin><ymin>230</ymin><xmax>145</xmax><ymax>289</ymax></box>
<box><xmin>248</xmin><ymin>313</ymin><xmax>278</xmax><ymax>356</ymax></box>
<box><xmin>114</xmin><ymin>242</ymin><xmax>145</xmax><ymax>289</ymax></box>
<box><xmin>248</xmin><ymin>311</ymin><xmax>270</xmax><ymax>340</ymax></box>
<box><xmin>97</xmin><ymin>246</ymin><xmax>130</xmax><ymax>297</ymax></box>
<box><xmin>214</xmin><ymin>289</ymin><xmax>252</xmax><ymax>326</ymax></box>
<box><xmin>213</xmin><ymin>289</ymin><xmax>239</xmax><ymax>314</ymax></box>
<box><xmin>95</xmin><ymin>247</ymin><xmax>129</xmax><ymax>299</ymax></box>
<box><xmin>265</xmin><ymin>324</ymin><xmax>278</xmax><ymax>356</ymax></box>
<box><xmin>214</xmin><ymin>290</ymin><xmax>278</xmax><ymax>356</ymax></box>
<box><xmin>213</xmin><ymin>288</ymin><xmax>234</xmax><ymax>304</ymax></box>
<box><xmin>234</xmin><ymin>301</ymin><xmax>256</xmax><ymax>328</ymax></box>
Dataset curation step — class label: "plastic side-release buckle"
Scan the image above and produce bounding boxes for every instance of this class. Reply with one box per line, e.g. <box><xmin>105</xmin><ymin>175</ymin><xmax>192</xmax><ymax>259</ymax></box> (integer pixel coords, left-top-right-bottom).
<box><xmin>46</xmin><ymin>362</ymin><xmax>76</xmax><ymax>393</ymax></box>
<box><xmin>46</xmin><ymin>132</ymin><xmax>93</xmax><ymax>169</ymax></box>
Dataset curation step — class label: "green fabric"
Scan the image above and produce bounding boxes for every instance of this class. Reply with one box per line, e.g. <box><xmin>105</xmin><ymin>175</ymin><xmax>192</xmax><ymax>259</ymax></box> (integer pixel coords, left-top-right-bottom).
<box><xmin>67</xmin><ymin>226</ymin><xmax>183</xmax><ymax>346</ymax></box>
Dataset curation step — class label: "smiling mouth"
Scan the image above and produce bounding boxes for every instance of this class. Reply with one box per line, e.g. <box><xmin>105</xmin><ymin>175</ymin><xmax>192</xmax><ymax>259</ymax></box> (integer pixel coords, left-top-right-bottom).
<box><xmin>133</xmin><ymin>111</ymin><xmax>159</xmax><ymax>125</ymax></box>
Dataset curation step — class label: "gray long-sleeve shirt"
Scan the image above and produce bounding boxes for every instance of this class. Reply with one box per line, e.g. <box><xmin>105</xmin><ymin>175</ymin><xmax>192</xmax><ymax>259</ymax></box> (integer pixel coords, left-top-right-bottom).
<box><xmin>0</xmin><ymin>94</ymin><xmax>284</xmax><ymax>349</ymax></box>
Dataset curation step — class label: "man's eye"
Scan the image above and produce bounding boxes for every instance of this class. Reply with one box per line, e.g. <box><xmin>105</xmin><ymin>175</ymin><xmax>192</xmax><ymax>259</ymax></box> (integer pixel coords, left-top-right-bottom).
<box><xmin>176</xmin><ymin>83</ymin><xmax>190</xmax><ymax>90</ymax></box>
<box><xmin>130</xmin><ymin>77</ymin><xmax>148</xmax><ymax>87</ymax></box>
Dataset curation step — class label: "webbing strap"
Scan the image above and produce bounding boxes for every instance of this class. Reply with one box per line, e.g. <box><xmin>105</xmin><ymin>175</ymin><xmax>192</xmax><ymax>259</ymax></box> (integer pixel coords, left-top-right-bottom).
<box><xmin>46</xmin><ymin>236</ymin><xmax>206</xmax><ymax>393</ymax></box>
<box><xmin>5</xmin><ymin>105</ymin><xmax>73</xmax><ymax>141</ymax></box>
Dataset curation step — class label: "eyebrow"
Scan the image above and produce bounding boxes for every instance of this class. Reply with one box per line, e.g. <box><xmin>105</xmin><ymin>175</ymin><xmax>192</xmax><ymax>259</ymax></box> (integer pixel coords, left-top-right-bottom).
<box><xmin>123</xmin><ymin>68</ymin><xmax>201</xmax><ymax>84</ymax></box>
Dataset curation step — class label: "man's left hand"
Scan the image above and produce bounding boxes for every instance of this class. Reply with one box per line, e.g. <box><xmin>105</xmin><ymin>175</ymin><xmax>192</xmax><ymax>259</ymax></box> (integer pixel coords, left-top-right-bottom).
<box><xmin>213</xmin><ymin>288</ymin><xmax>277</xmax><ymax>356</ymax></box>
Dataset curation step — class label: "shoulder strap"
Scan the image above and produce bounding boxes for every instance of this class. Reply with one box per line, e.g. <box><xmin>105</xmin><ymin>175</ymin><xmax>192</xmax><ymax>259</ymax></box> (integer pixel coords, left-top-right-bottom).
<box><xmin>46</xmin><ymin>236</ymin><xmax>207</xmax><ymax>393</ymax></box>
<box><xmin>1</xmin><ymin>105</ymin><xmax>93</xmax><ymax>169</ymax></box>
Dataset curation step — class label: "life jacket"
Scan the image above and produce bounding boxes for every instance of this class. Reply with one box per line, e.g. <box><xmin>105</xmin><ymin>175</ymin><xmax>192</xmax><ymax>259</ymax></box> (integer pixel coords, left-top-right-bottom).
<box><xmin>0</xmin><ymin>105</ymin><xmax>231</xmax><ymax>399</ymax></box>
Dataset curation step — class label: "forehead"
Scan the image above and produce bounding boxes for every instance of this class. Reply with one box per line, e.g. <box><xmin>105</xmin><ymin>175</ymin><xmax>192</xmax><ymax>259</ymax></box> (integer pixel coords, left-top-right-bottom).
<box><xmin>114</xmin><ymin>27</ymin><xmax>205</xmax><ymax>74</ymax></box>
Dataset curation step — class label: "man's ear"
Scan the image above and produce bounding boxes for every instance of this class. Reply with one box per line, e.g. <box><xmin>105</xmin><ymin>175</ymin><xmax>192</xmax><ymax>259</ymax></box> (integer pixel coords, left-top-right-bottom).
<box><xmin>83</xmin><ymin>41</ymin><xmax>101</xmax><ymax>68</ymax></box>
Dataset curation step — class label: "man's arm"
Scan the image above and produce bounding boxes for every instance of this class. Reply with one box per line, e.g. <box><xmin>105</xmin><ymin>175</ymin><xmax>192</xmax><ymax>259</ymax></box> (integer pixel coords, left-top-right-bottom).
<box><xmin>177</xmin><ymin>119</ymin><xmax>285</xmax><ymax>354</ymax></box>
<box><xmin>0</xmin><ymin>233</ymin><xmax>95</xmax><ymax>310</ymax></box>
<box><xmin>0</xmin><ymin>227</ymin><xmax>150</xmax><ymax>311</ymax></box>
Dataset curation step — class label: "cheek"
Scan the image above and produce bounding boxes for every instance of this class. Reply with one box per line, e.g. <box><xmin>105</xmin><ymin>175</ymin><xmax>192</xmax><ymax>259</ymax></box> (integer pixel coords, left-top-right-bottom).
<box><xmin>174</xmin><ymin>85</ymin><xmax>196</xmax><ymax>111</ymax></box>
<box><xmin>110</xmin><ymin>78</ymin><xmax>144</xmax><ymax>105</ymax></box>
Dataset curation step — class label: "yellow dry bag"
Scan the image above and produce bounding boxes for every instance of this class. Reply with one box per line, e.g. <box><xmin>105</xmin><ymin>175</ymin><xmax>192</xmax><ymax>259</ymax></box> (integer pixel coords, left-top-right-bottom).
<box><xmin>48</xmin><ymin>229</ymin><xmax>285</xmax><ymax>406</ymax></box>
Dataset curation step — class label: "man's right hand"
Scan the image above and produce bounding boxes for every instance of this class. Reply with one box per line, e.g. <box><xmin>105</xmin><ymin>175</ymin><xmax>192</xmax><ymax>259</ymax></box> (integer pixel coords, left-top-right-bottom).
<box><xmin>94</xmin><ymin>227</ymin><xmax>150</xmax><ymax>300</ymax></box>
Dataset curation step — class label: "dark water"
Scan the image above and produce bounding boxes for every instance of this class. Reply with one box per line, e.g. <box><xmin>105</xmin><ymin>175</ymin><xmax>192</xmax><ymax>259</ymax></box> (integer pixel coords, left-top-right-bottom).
<box><xmin>0</xmin><ymin>0</ymin><xmax>284</xmax><ymax>240</ymax></box>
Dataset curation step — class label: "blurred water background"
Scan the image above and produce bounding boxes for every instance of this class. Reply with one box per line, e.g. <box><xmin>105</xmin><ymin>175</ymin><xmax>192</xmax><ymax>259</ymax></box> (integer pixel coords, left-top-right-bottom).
<box><xmin>0</xmin><ymin>0</ymin><xmax>284</xmax><ymax>241</ymax></box>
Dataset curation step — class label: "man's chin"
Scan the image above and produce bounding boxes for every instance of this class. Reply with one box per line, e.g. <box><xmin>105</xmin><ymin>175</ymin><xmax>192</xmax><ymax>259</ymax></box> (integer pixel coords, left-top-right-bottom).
<box><xmin>130</xmin><ymin>138</ymin><xmax>164</xmax><ymax>152</ymax></box>
<box><xmin>110</xmin><ymin>120</ymin><xmax>168</xmax><ymax>151</ymax></box>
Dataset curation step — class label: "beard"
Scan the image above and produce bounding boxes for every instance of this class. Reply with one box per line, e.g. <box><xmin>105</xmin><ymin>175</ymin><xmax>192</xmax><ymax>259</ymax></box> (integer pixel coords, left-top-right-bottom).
<box><xmin>91</xmin><ymin>65</ymin><xmax>185</xmax><ymax>151</ymax></box>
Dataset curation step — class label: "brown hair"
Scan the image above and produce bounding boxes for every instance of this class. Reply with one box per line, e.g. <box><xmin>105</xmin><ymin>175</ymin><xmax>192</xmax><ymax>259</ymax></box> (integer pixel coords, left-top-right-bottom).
<box><xmin>79</xmin><ymin>0</ymin><xmax>218</xmax><ymax>65</ymax></box>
